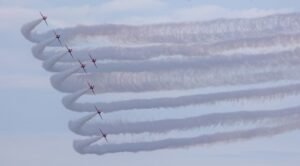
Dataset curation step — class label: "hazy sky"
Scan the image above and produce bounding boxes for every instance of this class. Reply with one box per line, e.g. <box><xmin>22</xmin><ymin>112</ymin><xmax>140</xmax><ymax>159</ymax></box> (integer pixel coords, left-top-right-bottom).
<box><xmin>1</xmin><ymin>0</ymin><xmax>300</xmax><ymax>165</ymax></box>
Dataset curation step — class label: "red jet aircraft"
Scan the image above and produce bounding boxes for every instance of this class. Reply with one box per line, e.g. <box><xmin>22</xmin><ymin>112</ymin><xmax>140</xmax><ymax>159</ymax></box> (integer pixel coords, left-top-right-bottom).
<box><xmin>87</xmin><ymin>82</ymin><xmax>95</xmax><ymax>94</ymax></box>
<box><xmin>65</xmin><ymin>45</ymin><xmax>74</xmax><ymax>58</ymax></box>
<box><xmin>94</xmin><ymin>106</ymin><xmax>103</xmax><ymax>119</ymax></box>
<box><xmin>53</xmin><ymin>30</ymin><xmax>62</xmax><ymax>46</ymax></box>
<box><xmin>88</xmin><ymin>53</ymin><xmax>97</xmax><ymax>68</ymax></box>
<box><xmin>78</xmin><ymin>60</ymin><xmax>86</xmax><ymax>73</ymax></box>
<box><xmin>100</xmin><ymin>129</ymin><xmax>108</xmax><ymax>142</ymax></box>
<box><xmin>40</xmin><ymin>12</ymin><xmax>48</xmax><ymax>26</ymax></box>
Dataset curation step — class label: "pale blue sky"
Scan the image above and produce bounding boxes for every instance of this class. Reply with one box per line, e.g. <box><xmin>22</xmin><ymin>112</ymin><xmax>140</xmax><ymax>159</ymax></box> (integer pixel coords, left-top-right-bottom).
<box><xmin>1</xmin><ymin>0</ymin><xmax>300</xmax><ymax>165</ymax></box>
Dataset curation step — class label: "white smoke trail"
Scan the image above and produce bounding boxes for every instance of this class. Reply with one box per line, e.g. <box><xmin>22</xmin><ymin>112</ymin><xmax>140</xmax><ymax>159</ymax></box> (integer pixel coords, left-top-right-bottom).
<box><xmin>40</xmin><ymin>33</ymin><xmax>300</xmax><ymax>62</ymax></box>
<box><xmin>39</xmin><ymin>49</ymin><xmax>300</xmax><ymax>73</ymax></box>
<box><xmin>69</xmin><ymin>106</ymin><xmax>300</xmax><ymax>136</ymax></box>
<box><xmin>31</xmin><ymin>38</ymin><xmax>56</xmax><ymax>60</ymax></box>
<box><xmin>49</xmin><ymin>66</ymin><xmax>300</xmax><ymax>93</ymax></box>
<box><xmin>74</xmin><ymin>120</ymin><xmax>300</xmax><ymax>155</ymax></box>
<box><xmin>62</xmin><ymin>83</ymin><xmax>300</xmax><ymax>112</ymax></box>
<box><xmin>21</xmin><ymin>19</ymin><xmax>43</xmax><ymax>43</ymax></box>
<box><xmin>26</xmin><ymin>13</ymin><xmax>300</xmax><ymax>45</ymax></box>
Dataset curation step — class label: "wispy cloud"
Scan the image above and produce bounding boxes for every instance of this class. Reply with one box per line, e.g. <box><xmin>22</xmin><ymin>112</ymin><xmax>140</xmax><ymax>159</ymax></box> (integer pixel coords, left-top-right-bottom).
<box><xmin>173</xmin><ymin>5</ymin><xmax>292</xmax><ymax>21</ymax></box>
<box><xmin>116</xmin><ymin>5</ymin><xmax>293</xmax><ymax>24</ymax></box>
<box><xmin>0</xmin><ymin>74</ymin><xmax>50</xmax><ymax>90</ymax></box>
<box><xmin>48</xmin><ymin>4</ymin><xmax>293</xmax><ymax>26</ymax></box>
<box><xmin>98</xmin><ymin>0</ymin><xmax>165</xmax><ymax>13</ymax></box>
<box><xmin>0</xmin><ymin>7</ymin><xmax>36</xmax><ymax>30</ymax></box>
<box><xmin>0</xmin><ymin>2</ymin><xmax>293</xmax><ymax>28</ymax></box>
